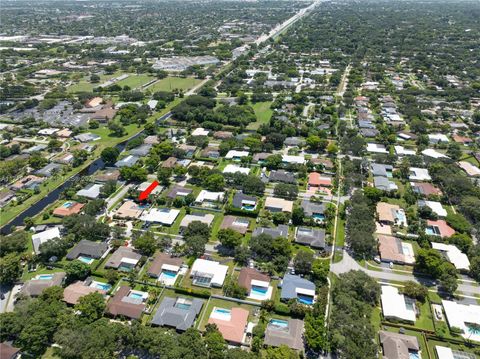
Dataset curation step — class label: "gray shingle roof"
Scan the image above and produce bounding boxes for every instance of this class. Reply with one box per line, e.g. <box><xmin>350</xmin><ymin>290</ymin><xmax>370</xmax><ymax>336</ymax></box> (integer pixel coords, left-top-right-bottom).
<box><xmin>264</xmin><ymin>318</ymin><xmax>304</xmax><ymax>351</ymax></box>
<box><xmin>371</xmin><ymin>163</ymin><xmax>393</xmax><ymax>177</ymax></box>
<box><xmin>252</xmin><ymin>225</ymin><xmax>289</xmax><ymax>239</ymax></box>
<box><xmin>232</xmin><ymin>192</ymin><xmax>257</xmax><ymax>209</ymax></box>
<box><xmin>295</xmin><ymin>227</ymin><xmax>326</xmax><ymax>248</ymax></box>
<box><xmin>268</xmin><ymin>170</ymin><xmax>296</xmax><ymax>184</ymax></box>
<box><xmin>280</xmin><ymin>274</ymin><xmax>315</xmax><ymax>301</ymax></box>
<box><xmin>300</xmin><ymin>200</ymin><xmax>325</xmax><ymax>217</ymax></box>
<box><xmin>66</xmin><ymin>240</ymin><xmax>109</xmax><ymax>260</ymax></box>
<box><xmin>151</xmin><ymin>297</ymin><xmax>204</xmax><ymax>331</ymax></box>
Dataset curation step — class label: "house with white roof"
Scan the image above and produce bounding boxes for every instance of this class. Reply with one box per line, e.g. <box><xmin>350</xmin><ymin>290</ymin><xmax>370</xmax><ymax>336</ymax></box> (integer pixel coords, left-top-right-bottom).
<box><xmin>195</xmin><ymin>190</ymin><xmax>224</xmax><ymax>206</ymax></box>
<box><xmin>394</xmin><ymin>145</ymin><xmax>416</xmax><ymax>156</ymax></box>
<box><xmin>380</xmin><ymin>285</ymin><xmax>416</xmax><ymax>323</ymax></box>
<box><xmin>282</xmin><ymin>155</ymin><xmax>305</xmax><ymax>165</ymax></box>
<box><xmin>76</xmin><ymin>183</ymin><xmax>103</xmax><ymax>199</ymax></box>
<box><xmin>418</xmin><ymin>200</ymin><xmax>447</xmax><ymax>217</ymax></box>
<box><xmin>223</xmin><ymin>164</ymin><xmax>250</xmax><ymax>175</ymax></box>
<box><xmin>190</xmin><ymin>259</ymin><xmax>228</xmax><ymax>288</ymax></box>
<box><xmin>422</xmin><ymin>149</ymin><xmax>448</xmax><ymax>159</ymax></box>
<box><xmin>458</xmin><ymin>161</ymin><xmax>480</xmax><ymax>177</ymax></box>
<box><xmin>191</xmin><ymin>128</ymin><xmax>210</xmax><ymax>137</ymax></box>
<box><xmin>431</xmin><ymin>243</ymin><xmax>470</xmax><ymax>271</ymax></box>
<box><xmin>367</xmin><ymin>143</ymin><xmax>388</xmax><ymax>154</ymax></box>
<box><xmin>409</xmin><ymin>167</ymin><xmax>431</xmax><ymax>181</ymax></box>
<box><xmin>428</xmin><ymin>134</ymin><xmax>449</xmax><ymax>144</ymax></box>
<box><xmin>435</xmin><ymin>345</ymin><xmax>473</xmax><ymax>359</ymax></box>
<box><xmin>442</xmin><ymin>300</ymin><xmax>480</xmax><ymax>342</ymax></box>
<box><xmin>32</xmin><ymin>226</ymin><xmax>61</xmax><ymax>254</ymax></box>
<box><xmin>140</xmin><ymin>208</ymin><xmax>180</xmax><ymax>226</ymax></box>
<box><xmin>225</xmin><ymin>150</ymin><xmax>249</xmax><ymax>160</ymax></box>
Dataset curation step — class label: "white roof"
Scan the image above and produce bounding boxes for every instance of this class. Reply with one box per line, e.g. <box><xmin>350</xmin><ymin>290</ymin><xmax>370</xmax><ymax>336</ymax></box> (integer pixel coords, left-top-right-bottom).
<box><xmin>432</xmin><ymin>242</ymin><xmax>470</xmax><ymax>270</ymax></box>
<box><xmin>409</xmin><ymin>167</ymin><xmax>431</xmax><ymax>181</ymax></box>
<box><xmin>282</xmin><ymin>155</ymin><xmax>305</xmax><ymax>164</ymax></box>
<box><xmin>140</xmin><ymin>208</ymin><xmax>180</xmax><ymax>225</ymax></box>
<box><xmin>435</xmin><ymin>346</ymin><xmax>454</xmax><ymax>359</ymax></box>
<box><xmin>422</xmin><ymin>148</ymin><xmax>448</xmax><ymax>159</ymax></box>
<box><xmin>147</xmin><ymin>100</ymin><xmax>158</xmax><ymax>110</ymax></box>
<box><xmin>32</xmin><ymin>227</ymin><xmax>61</xmax><ymax>254</ymax></box>
<box><xmin>296</xmin><ymin>287</ymin><xmax>316</xmax><ymax>296</ymax></box>
<box><xmin>394</xmin><ymin>145</ymin><xmax>416</xmax><ymax>156</ymax></box>
<box><xmin>442</xmin><ymin>299</ymin><xmax>480</xmax><ymax>341</ymax></box>
<box><xmin>223</xmin><ymin>164</ymin><xmax>250</xmax><ymax>175</ymax></box>
<box><xmin>180</xmin><ymin>213</ymin><xmax>215</xmax><ymax>227</ymax></box>
<box><xmin>380</xmin><ymin>285</ymin><xmax>416</xmax><ymax>322</ymax></box>
<box><xmin>161</xmin><ymin>263</ymin><xmax>180</xmax><ymax>272</ymax></box>
<box><xmin>191</xmin><ymin>128</ymin><xmax>209</xmax><ymax>136</ymax></box>
<box><xmin>251</xmin><ymin>279</ymin><xmax>270</xmax><ymax>288</ymax></box>
<box><xmin>38</xmin><ymin>128</ymin><xmax>59</xmax><ymax>135</ymax></box>
<box><xmin>458</xmin><ymin>161</ymin><xmax>480</xmax><ymax>177</ymax></box>
<box><xmin>367</xmin><ymin>143</ymin><xmax>388</xmax><ymax>154</ymax></box>
<box><xmin>423</xmin><ymin>201</ymin><xmax>447</xmax><ymax>217</ymax></box>
<box><xmin>264</xmin><ymin>197</ymin><xmax>294</xmax><ymax>213</ymax></box>
<box><xmin>191</xmin><ymin>259</ymin><xmax>228</xmax><ymax>287</ymax></box>
<box><xmin>195</xmin><ymin>190</ymin><xmax>224</xmax><ymax>203</ymax></box>
<box><xmin>76</xmin><ymin>183</ymin><xmax>103</xmax><ymax>199</ymax></box>
<box><xmin>428</xmin><ymin>133</ymin><xmax>449</xmax><ymax>142</ymax></box>
<box><xmin>225</xmin><ymin>150</ymin><xmax>249</xmax><ymax>159</ymax></box>
<box><xmin>121</xmin><ymin>257</ymin><xmax>139</xmax><ymax>265</ymax></box>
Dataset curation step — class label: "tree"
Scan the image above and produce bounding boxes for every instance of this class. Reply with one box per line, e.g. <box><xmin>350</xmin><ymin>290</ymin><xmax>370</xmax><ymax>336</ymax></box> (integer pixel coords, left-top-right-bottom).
<box><xmin>241</xmin><ymin>176</ymin><xmax>265</xmax><ymax>196</ymax></box>
<box><xmin>101</xmin><ymin>147</ymin><xmax>120</xmax><ymax>165</ymax></box>
<box><xmin>438</xmin><ymin>264</ymin><xmax>458</xmax><ymax>295</ymax></box>
<box><xmin>446</xmin><ymin>142</ymin><xmax>462</xmax><ymax>160</ymax></box>
<box><xmin>217</xmin><ymin>228</ymin><xmax>243</xmax><ymax>249</ymax></box>
<box><xmin>264</xmin><ymin>345</ymin><xmax>299</xmax><ymax>359</ymax></box>
<box><xmin>75</xmin><ymin>292</ymin><xmax>106</xmax><ymax>323</ymax></box>
<box><xmin>294</xmin><ymin>249</ymin><xmax>314</xmax><ymax>275</ymax></box>
<box><xmin>223</xmin><ymin>278</ymin><xmax>248</xmax><ymax>299</ymax></box>
<box><xmin>133</xmin><ymin>231</ymin><xmax>157</xmax><ymax>256</ymax></box>
<box><xmin>0</xmin><ymin>232</ymin><xmax>28</xmax><ymax>256</ymax></box>
<box><xmin>0</xmin><ymin>253</ymin><xmax>22</xmax><ymax>285</ymax></box>
<box><xmin>306</xmin><ymin>135</ymin><xmax>328</xmax><ymax>152</ymax></box>
<box><xmin>119</xmin><ymin>165</ymin><xmax>148</xmax><ymax>182</ymax></box>
<box><xmin>273</xmin><ymin>183</ymin><xmax>298</xmax><ymax>200</ymax></box>
<box><xmin>402</xmin><ymin>281</ymin><xmax>428</xmax><ymax>302</ymax></box>
<box><xmin>234</xmin><ymin>245</ymin><xmax>250</xmax><ymax>265</ymax></box>
<box><xmin>264</xmin><ymin>154</ymin><xmax>282</xmax><ymax>169</ymax></box>
<box><xmin>83</xmin><ymin>199</ymin><xmax>106</xmax><ymax>216</ymax></box>
<box><xmin>39</xmin><ymin>237</ymin><xmax>70</xmax><ymax>262</ymax></box>
<box><xmin>65</xmin><ymin>261</ymin><xmax>90</xmax><ymax>282</ymax></box>
<box><xmin>204</xmin><ymin>324</ymin><xmax>227</xmax><ymax>359</ymax></box>
<box><xmin>47</xmin><ymin>139</ymin><xmax>62</xmax><ymax>152</ymax></box>
<box><xmin>291</xmin><ymin>207</ymin><xmax>304</xmax><ymax>225</ymax></box>
<box><xmin>72</xmin><ymin>150</ymin><xmax>89</xmax><ymax>167</ymax></box>
<box><xmin>204</xmin><ymin>173</ymin><xmax>225</xmax><ymax>191</ymax></box>
<box><xmin>100</xmin><ymin>180</ymin><xmax>117</xmax><ymax>198</ymax></box>
<box><xmin>107</xmin><ymin>120</ymin><xmax>126</xmax><ymax>137</ymax></box>
<box><xmin>311</xmin><ymin>259</ymin><xmax>329</xmax><ymax>286</ymax></box>
<box><xmin>249</xmin><ymin>233</ymin><xmax>292</xmax><ymax>273</ymax></box>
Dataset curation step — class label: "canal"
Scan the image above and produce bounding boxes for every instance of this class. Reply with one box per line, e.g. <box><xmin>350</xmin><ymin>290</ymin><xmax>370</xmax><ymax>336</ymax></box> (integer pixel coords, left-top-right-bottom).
<box><xmin>0</xmin><ymin>112</ymin><xmax>172</xmax><ymax>234</ymax></box>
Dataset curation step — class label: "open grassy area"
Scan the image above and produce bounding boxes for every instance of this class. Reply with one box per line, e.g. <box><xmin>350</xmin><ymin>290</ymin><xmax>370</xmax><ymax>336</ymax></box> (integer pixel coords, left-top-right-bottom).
<box><xmin>67</xmin><ymin>71</ymin><xmax>124</xmax><ymax>93</ymax></box>
<box><xmin>247</xmin><ymin>101</ymin><xmax>273</xmax><ymax>130</ymax></box>
<box><xmin>147</xmin><ymin>77</ymin><xmax>202</xmax><ymax>92</ymax></box>
<box><xmin>116</xmin><ymin>74</ymin><xmax>155</xmax><ymax>89</ymax></box>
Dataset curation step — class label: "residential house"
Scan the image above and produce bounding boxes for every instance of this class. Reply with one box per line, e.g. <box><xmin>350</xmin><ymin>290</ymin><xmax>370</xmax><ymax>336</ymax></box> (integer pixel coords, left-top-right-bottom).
<box><xmin>220</xmin><ymin>215</ymin><xmax>251</xmax><ymax>234</ymax></box>
<box><xmin>201</xmin><ymin>146</ymin><xmax>220</xmax><ymax>159</ymax></box>
<box><xmin>371</xmin><ymin>163</ymin><xmax>393</xmax><ymax>178</ymax></box>
<box><xmin>191</xmin><ymin>128</ymin><xmax>210</xmax><ymax>137</ymax></box>
<box><xmin>190</xmin><ymin>259</ymin><xmax>228</xmax><ymax>288</ymax></box>
<box><xmin>52</xmin><ymin>201</ymin><xmax>84</xmax><ymax>217</ymax></box>
<box><xmin>264</xmin><ymin>318</ymin><xmax>304</xmax><ymax>351</ymax></box>
<box><xmin>32</xmin><ymin>226</ymin><xmax>61</xmax><ymax>254</ymax></box>
<box><xmin>147</xmin><ymin>253</ymin><xmax>183</xmax><ymax>285</ymax></box>
<box><xmin>225</xmin><ymin>150</ymin><xmax>249</xmax><ymax>161</ymax></box>
<box><xmin>76</xmin><ymin>183</ymin><xmax>103</xmax><ymax>199</ymax></box>
<box><xmin>137</xmin><ymin>181</ymin><xmax>163</xmax><ymax>196</ymax></box>
<box><xmin>0</xmin><ymin>342</ymin><xmax>21</xmax><ymax>359</ymax></box>
<box><xmin>442</xmin><ymin>300</ymin><xmax>480</xmax><ymax>342</ymax></box>
<box><xmin>268</xmin><ymin>170</ymin><xmax>296</xmax><ymax>184</ymax></box>
<box><xmin>295</xmin><ymin>227</ymin><xmax>326</xmax><ymax>249</ymax></box>
<box><xmin>130</xmin><ymin>144</ymin><xmax>152</xmax><ymax>157</ymax></box>
<box><xmin>195</xmin><ymin>190</ymin><xmax>224</xmax><ymax>206</ymax></box>
<box><xmin>180</xmin><ymin>213</ymin><xmax>215</xmax><ymax>229</ymax></box>
<box><xmin>63</xmin><ymin>280</ymin><xmax>107</xmax><ymax>305</ymax></box>
<box><xmin>284</xmin><ymin>137</ymin><xmax>305</xmax><ymax>147</ymax></box>
<box><xmin>104</xmin><ymin>246</ymin><xmax>142</xmax><ymax>271</ymax></box>
<box><xmin>208</xmin><ymin>307</ymin><xmax>249</xmax><ymax>345</ymax></box>
<box><xmin>411</xmin><ymin>182</ymin><xmax>442</xmax><ymax>197</ymax></box>
<box><xmin>238</xmin><ymin>268</ymin><xmax>272</xmax><ymax>301</ymax></box>
<box><xmin>417</xmin><ymin>200</ymin><xmax>447</xmax><ymax>217</ymax></box>
<box><xmin>115</xmin><ymin>155</ymin><xmax>140</xmax><ymax>168</ymax></box>
<box><xmin>10</xmin><ymin>175</ymin><xmax>45</xmax><ymax>191</ymax></box>
<box><xmin>426</xmin><ymin>220</ymin><xmax>455</xmax><ymax>238</ymax></box>
<box><xmin>223</xmin><ymin>164</ymin><xmax>250</xmax><ymax>175</ymax></box>
<box><xmin>367</xmin><ymin>143</ymin><xmax>388</xmax><ymax>154</ymax></box>
<box><xmin>20</xmin><ymin>272</ymin><xmax>66</xmax><ymax>297</ymax></box>
<box><xmin>280</xmin><ymin>274</ymin><xmax>316</xmax><ymax>305</ymax></box>
<box><xmin>282</xmin><ymin>155</ymin><xmax>305</xmax><ymax>165</ymax></box>
<box><xmin>66</xmin><ymin>240</ymin><xmax>109</xmax><ymax>261</ymax></box>
<box><xmin>457</xmin><ymin>161</ymin><xmax>480</xmax><ymax>177</ymax></box>
<box><xmin>0</xmin><ymin>191</ymin><xmax>15</xmax><ymax>208</ymax></box>
<box><xmin>232</xmin><ymin>192</ymin><xmax>257</xmax><ymax>211</ymax></box>
<box><xmin>167</xmin><ymin>185</ymin><xmax>193</xmax><ymax>199</ymax></box>
<box><xmin>140</xmin><ymin>208</ymin><xmax>180</xmax><ymax>226</ymax></box>
<box><xmin>308</xmin><ymin>172</ymin><xmax>332</xmax><ymax>190</ymax></box>
<box><xmin>252</xmin><ymin>225</ymin><xmax>289</xmax><ymax>239</ymax></box>
<box><xmin>162</xmin><ymin>156</ymin><xmax>177</xmax><ymax>169</ymax></box>
<box><xmin>106</xmin><ymin>285</ymin><xmax>146</xmax><ymax>320</ymax></box>
<box><xmin>431</xmin><ymin>243</ymin><xmax>470</xmax><ymax>271</ymax></box>
<box><xmin>115</xmin><ymin>200</ymin><xmax>144</xmax><ymax>219</ymax></box>
<box><xmin>264</xmin><ymin>197</ymin><xmax>293</xmax><ymax>213</ymax></box>
<box><xmin>379</xmin><ymin>331</ymin><xmax>420</xmax><ymax>359</ymax></box>
<box><xmin>374</xmin><ymin>176</ymin><xmax>398</xmax><ymax>191</ymax></box>
<box><xmin>376</xmin><ymin>202</ymin><xmax>408</xmax><ymax>227</ymax></box>
<box><xmin>35</xmin><ymin>163</ymin><xmax>62</xmax><ymax>177</ymax></box>
<box><xmin>74</xmin><ymin>133</ymin><xmax>101</xmax><ymax>143</ymax></box>
<box><xmin>301</xmin><ymin>200</ymin><xmax>325</xmax><ymax>220</ymax></box>
<box><xmin>378</xmin><ymin>235</ymin><xmax>415</xmax><ymax>265</ymax></box>
<box><xmin>151</xmin><ymin>296</ymin><xmax>204</xmax><ymax>331</ymax></box>
<box><xmin>381</xmin><ymin>285</ymin><xmax>416</xmax><ymax>323</ymax></box>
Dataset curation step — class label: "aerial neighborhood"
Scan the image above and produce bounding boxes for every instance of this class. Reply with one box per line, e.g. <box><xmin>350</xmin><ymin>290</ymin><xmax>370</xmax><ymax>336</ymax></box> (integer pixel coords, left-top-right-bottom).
<box><xmin>0</xmin><ymin>0</ymin><xmax>479</xmax><ymax>358</ymax></box>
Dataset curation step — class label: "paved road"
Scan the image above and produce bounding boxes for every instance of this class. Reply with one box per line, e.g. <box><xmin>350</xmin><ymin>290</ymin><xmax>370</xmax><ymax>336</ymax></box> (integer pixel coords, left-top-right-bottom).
<box><xmin>331</xmin><ymin>250</ymin><xmax>480</xmax><ymax>297</ymax></box>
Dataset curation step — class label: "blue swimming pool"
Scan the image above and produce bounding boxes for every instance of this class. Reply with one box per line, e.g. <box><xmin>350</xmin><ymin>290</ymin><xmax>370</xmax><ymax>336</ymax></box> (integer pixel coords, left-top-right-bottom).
<box><xmin>176</xmin><ymin>302</ymin><xmax>192</xmax><ymax>310</ymax></box>
<box><xmin>62</xmin><ymin>201</ymin><xmax>74</xmax><ymax>208</ymax></box>
<box><xmin>78</xmin><ymin>255</ymin><xmax>94</xmax><ymax>264</ymax></box>
<box><xmin>251</xmin><ymin>285</ymin><xmax>268</xmax><ymax>295</ymax></box>
<box><xmin>92</xmin><ymin>281</ymin><xmax>112</xmax><ymax>291</ymax></box>
<box><xmin>242</xmin><ymin>204</ymin><xmax>256</xmax><ymax>211</ymax></box>
<box><xmin>162</xmin><ymin>270</ymin><xmax>177</xmax><ymax>279</ymax></box>
<box><xmin>214</xmin><ymin>308</ymin><xmax>231</xmax><ymax>315</ymax></box>
<box><xmin>467</xmin><ymin>324</ymin><xmax>480</xmax><ymax>335</ymax></box>
<box><xmin>313</xmin><ymin>213</ymin><xmax>325</xmax><ymax>220</ymax></box>
<box><xmin>298</xmin><ymin>295</ymin><xmax>314</xmax><ymax>305</ymax></box>
<box><xmin>129</xmin><ymin>292</ymin><xmax>144</xmax><ymax>300</ymax></box>
<box><xmin>408</xmin><ymin>351</ymin><xmax>420</xmax><ymax>359</ymax></box>
<box><xmin>270</xmin><ymin>319</ymin><xmax>289</xmax><ymax>328</ymax></box>
<box><xmin>37</xmin><ymin>274</ymin><xmax>53</xmax><ymax>280</ymax></box>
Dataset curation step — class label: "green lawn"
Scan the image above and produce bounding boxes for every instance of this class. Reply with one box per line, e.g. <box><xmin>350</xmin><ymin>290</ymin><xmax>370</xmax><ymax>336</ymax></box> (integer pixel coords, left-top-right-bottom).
<box><xmin>147</xmin><ymin>77</ymin><xmax>202</xmax><ymax>92</ymax></box>
<box><xmin>67</xmin><ymin>71</ymin><xmax>125</xmax><ymax>93</ymax></box>
<box><xmin>247</xmin><ymin>101</ymin><xmax>273</xmax><ymax>130</ymax></box>
<box><xmin>116</xmin><ymin>74</ymin><xmax>155</xmax><ymax>89</ymax></box>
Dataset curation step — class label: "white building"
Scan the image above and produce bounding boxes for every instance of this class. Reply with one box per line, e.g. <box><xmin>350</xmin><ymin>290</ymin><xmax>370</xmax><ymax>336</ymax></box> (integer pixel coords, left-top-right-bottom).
<box><xmin>32</xmin><ymin>227</ymin><xmax>61</xmax><ymax>254</ymax></box>
<box><xmin>432</xmin><ymin>243</ymin><xmax>470</xmax><ymax>271</ymax></box>
<box><xmin>394</xmin><ymin>146</ymin><xmax>416</xmax><ymax>156</ymax></box>
<box><xmin>223</xmin><ymin>164</ymin><xmax>250</xmax><ymax>175</ymax></box>
<box><xmin>442</xmin><ymin>300</ymin><xmax>480</xmax><ymax>342</ymax></box>
<box><xmin>190</xmin><ymin>259</ymin><xmax>228</xmax><ymax>287</ymax></box>
<box><xmin>428</xmin><ymin>134</ymin><xmax>449</xmax><ymax>144</ymax></box>
<box><xmin>191</xmin><ymin>128</ymin><xmax>210</xmax><ymax>137</ymax></box>
<box><xmin>380</xmin><ymin>285</ymin><xmax>416</xmax><ymax>323</ymax></box>
<box><xmin>367</xmin><ymin>143</ymin><xmax>388</xmax><ymax>154</ymax></box>
<box><xmin>422</xmin><ymin>200</ymin><xmax>447</xmax><ymax>217</ymax></box>
<box><xmin>409</xmin><ymin>167</ymin><xmax>431</xmax><ymax>181</ymax></box>
<box><xmin>140</xmin><ymin>208</ymin><xmax>180</xmax><ymax>226</ymax></box>
<box><xmin>225</xmin><ymin>150</ymin><xmax>249</xmax><ymax>160</ymax></box>
<box><xmin>282</xmin><ymin>155</ymin><xmax>305</xmax><ymax>165</ymax></box>
<box><xmin>195</xmin><ymin>190</ymin><xmax>224</xmax><ymax>204</ymax></box>
<box><xmin>422</xmin><ymin>149</ymin><xmax>448</xmax><ymax>159</ymax></box>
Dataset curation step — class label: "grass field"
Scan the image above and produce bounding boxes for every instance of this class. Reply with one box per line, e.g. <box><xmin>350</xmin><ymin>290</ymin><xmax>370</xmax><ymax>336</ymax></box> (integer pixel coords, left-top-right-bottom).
<box><xmin>147</xmin><ymin>77</ymin><xmax>202</xmax><ymax>92</ymax></box>
<box><xmin>247</xmin><ymin>101</ymin><xmax>273</xmax><ymax>130</ymax></box>
<box><xmin>67</xmin><ymin>71</ymin><xmax>124</xmax><ymax>93</ymax></box>
<box><xmin>116</xmin><ymin>74</ymin><xmax>155</xmax><ymax>89</ymax></box>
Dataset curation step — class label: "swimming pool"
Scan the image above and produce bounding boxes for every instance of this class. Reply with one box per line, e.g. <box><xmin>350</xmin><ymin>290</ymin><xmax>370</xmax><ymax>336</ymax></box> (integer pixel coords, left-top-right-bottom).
<box><xmin>36</xmin><ymin>274</ymin><xmax>53</xmax><ymax>280</ymax></box>
<box><xmin>242</xmin><ymin>204</ymin><xmax>256</xmax><ymax>211</ymax></box>
<box><xmin>313</xmin><ymin>213</ymin><xmax>325</xmax><ymax>220</ymax></box>
<box><xmin>129</xmin><ymin>292</ymin><xmax>144</xmax><ymax>300</ymax></box>
<box><xmin>211</xmin><ymin>307</ymin><xmax>232</xmax><ymax>320</ymax></box>
<box><xmin>298</xmin><ymin>295</ymin><xmax>314</xmax><ymax>305</ymax></box>
<box><xmin>425</xmin><ymin>226</ymin><xmax>440</xmax><ymax>236</ymax></box>
<box><xmin>466</xmin><ymin>324</ymin><xmax>480</xmax><ymax>336</ymax></box>
<box><xmin>269</xmin><ymin>319</ymin><xmax>289</xmax><ymax>329</ymax></box>
<box><xmin>408</xmin><ymin>351</ymin><xmax>420</xmax><ymax>359</ymax></box>
<box><xmin>251</xmin><ymin>285</ymin><xmax>268</xmax><ymax>295</ymax></box>
<box><xmin>161</xmin><ymin>270</ymin><xmax>177</xmax><ymax>279</ymax></box>
<box><xmin>396</xmin><ymin>210</ymin><xmax>407</xmax><ymax>226</ymax></box>
<box><xmin>78</xmin><ymin>255</ymin><xmax>94</xmax><ymax>265</ymax></box>
<box><xmin>62</xmin><ymin>201</ymin><xmax>74</xmax><ymax>208</ymax></box>
<box><xmin>91</xmin><ymin>281</ymin><xmax>112</xmax><ymax>291</ymax></box>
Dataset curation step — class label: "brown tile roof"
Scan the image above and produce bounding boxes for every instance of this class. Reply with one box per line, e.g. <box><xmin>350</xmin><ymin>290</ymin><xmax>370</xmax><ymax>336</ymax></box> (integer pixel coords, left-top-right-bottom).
<box><xmin>107</xmin><ymin>286</ymin><xmax>145</xmax><ymax>319</ymax></box>
<box><xmin>94</xmin><ymin>169</ymin><xmax>120</xmax><ymax>182</ymax></box>
<box><xmin>427</xmin><ymin>220</ymin><xmax>455</xmax><ymax>238</ymax></box>
<box><xmin>377</xmin><ymin>235</ymin><xmax>413</xmax><ymax>264</ymax></box>
<box><xmin>379</xmin><ymin>331</ymin><xmax>419</xmax><ymax>359</ymax></box>
<box><xmin>208</xmin><ymin>307</ymin><xmax>249</xmax><ymax>344</ymax></box>
<box><xmin>162</xmin><ymin>157</ymin><xmax>177</xmax><ymax>168</ymax></box>
<box><xmin>220</xmin><ymin>215</ymin><xmax>250</xmax><ymax>234</ymax></box>
<box><xmin>52</xmin><ymin>201</ymin><xmax>84</xmax><ymax>217</ymax></box>
<box><xmin>91</xmin><ymin>107</ymin><xmax>117</xmax><ymax>121</ymax></box>
<box><xmin>452</xmin><ymin>134</ymin><xmax>473</xmax><ymax>144</ymax></box>
<box><xmin>237</xmin><ymin>268</ymin><xmax>270</xmax><ymax>291</ymax></box>
<box><xmin>411</xmin><ymin>182</ymin><xmax>442</xmax><ymax>196</ymax></box>
<box><xmin>63</xmin><ymin>281</ymin><xmax>106</xmax><ymax>305</ymax></box>
<box><xmin>0</xmin><ymin>342</ymin><xmax>20</xmax><ymax>359</ymax></box>
<box><xmin>147</xmin><ymin>253</ymin><xmax>183</xmax><ymax>278</ymax></box>
<box><xmin>377</xmin><ymin>202</ymin><xmax>400</xmax><ymax>223</ymax></box>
